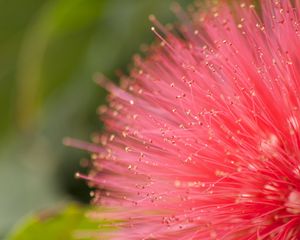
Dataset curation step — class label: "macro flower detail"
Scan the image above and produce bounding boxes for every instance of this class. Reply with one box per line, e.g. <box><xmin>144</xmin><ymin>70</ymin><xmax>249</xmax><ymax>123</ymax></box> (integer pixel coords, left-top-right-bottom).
<box><xmin>71</xmin><ymin>0</ymin><xmax>300</xmax><ymax>239</ymax></box>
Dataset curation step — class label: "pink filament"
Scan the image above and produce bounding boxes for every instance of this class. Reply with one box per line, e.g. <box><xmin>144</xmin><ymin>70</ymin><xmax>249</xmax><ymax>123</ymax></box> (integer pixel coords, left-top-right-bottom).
<box><xmin>81</xmin><ymin>1</ymin><xmax>300</xmax><ymax>239</ymax></box>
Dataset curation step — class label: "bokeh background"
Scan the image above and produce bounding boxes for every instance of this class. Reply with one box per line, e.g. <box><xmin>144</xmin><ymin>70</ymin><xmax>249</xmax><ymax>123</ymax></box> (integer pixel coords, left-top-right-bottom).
<box><xmin>0</xmin><ymin>0</ymin><xmax>194</xmax><ymax>238</ymax></box>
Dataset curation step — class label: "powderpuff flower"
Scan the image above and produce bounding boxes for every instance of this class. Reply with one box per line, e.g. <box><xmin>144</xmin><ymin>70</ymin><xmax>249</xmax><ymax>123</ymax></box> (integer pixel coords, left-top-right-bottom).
<box><xmin>67</xmin><ymin>0</ymin><xmax>300</xmax><ymax>239</ymax></box>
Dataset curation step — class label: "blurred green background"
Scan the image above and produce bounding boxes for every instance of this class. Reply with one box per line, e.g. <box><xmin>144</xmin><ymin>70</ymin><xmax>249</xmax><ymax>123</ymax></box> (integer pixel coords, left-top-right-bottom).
<box><xmin>0</xmin><ymin>0</ymin><xmax>192</xmax><ymax>238</ymax></box>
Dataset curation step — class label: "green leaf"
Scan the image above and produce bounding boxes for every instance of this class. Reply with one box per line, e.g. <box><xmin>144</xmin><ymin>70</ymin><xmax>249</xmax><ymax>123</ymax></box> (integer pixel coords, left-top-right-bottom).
<box><xmin>7</xmin><ymin>204</ymin><xmax>114</xmax><ymax>240</ymax></box>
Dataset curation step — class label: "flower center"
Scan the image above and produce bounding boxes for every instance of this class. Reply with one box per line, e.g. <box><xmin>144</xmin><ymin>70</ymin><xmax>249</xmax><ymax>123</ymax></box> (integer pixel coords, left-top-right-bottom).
<box><xmin>285</xmin><ymin>190</ymin><xmax>300</xmax><ymax>214</ymax></box>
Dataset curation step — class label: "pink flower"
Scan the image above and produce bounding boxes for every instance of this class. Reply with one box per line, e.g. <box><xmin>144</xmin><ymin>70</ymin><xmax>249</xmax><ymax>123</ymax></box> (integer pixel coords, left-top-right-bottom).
<box><xmin>70</xmin><ymin>1</ymin><xmax>300</xmax><ymax>239</ymax></box>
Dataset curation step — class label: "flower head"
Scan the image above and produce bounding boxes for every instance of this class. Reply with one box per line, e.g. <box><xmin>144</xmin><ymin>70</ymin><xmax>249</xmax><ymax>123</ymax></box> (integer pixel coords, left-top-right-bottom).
<box><xmin>75</xmin><ymin>1</ymin><xmax>300</xmax><ymax>239</ymax></box>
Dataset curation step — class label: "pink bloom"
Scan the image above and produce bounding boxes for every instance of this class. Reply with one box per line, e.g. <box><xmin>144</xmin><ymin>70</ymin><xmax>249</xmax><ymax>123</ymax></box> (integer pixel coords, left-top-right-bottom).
<box><xmin>72</xmin><ymin>1</ymin><xmax>300</xmax><ymax>239</ymax></box>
